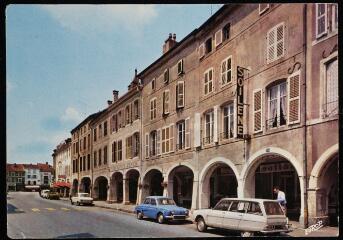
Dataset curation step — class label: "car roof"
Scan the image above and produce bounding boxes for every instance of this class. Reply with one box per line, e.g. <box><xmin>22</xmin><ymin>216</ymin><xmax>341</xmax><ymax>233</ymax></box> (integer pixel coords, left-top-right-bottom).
<box><xmin>219</xmin><ymin>198</ymin><xmax>279</xmax><ymax>203</ymax></box>
<box><xmin>146</xmin><ymin>196</ymin><xmax>170</xmax><ymax>199</ymax></box>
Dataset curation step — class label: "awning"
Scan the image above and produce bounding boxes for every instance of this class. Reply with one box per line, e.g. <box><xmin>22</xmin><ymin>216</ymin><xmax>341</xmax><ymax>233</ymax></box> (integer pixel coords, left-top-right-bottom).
<box><xmin>53</xmin><ymin>182</ymin><xmax>71</xmax><ymax>188</ymax></box>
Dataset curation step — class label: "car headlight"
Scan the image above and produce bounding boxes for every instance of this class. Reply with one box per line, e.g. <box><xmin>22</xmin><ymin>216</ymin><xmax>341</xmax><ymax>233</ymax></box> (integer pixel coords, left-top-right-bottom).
<box><xmin>170</xmin><ymin>211</ymin><xmax>175</xmax><ymax>215</ymax></box>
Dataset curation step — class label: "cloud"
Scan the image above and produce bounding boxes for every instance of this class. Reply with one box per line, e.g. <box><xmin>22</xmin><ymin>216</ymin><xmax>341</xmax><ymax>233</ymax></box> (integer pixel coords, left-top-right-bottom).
<box><xmin>7</xmin><ymin>80</ymin><xmax>16</xmax><ymax>93</ymax></box>
<box><xmin>61</xmin><ymin>106</ymin><xmax>84</xmax><ymax>123</ymax></box>
<box><xmin>40</xmin><ymin>5</ymin><xmax>158</xmax><ymax>34</ymax></box>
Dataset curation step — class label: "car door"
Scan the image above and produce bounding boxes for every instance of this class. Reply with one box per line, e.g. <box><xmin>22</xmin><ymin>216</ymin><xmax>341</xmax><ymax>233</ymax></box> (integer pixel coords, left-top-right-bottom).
<box><xmin>207</xmin><ymin>200</ymin><xmax>229</xmax><ymax>228</ymax></box>
<box><xmin>238</xmin><ymin>201</ymin><xmax>265</xmax><ymax>232</ymax></box>
<box><xmin>149</xmin><ymin>198</ymin><xmax>158</xmax><ymax>218</ymax></box>
<box><xmin>222</xmin><ymin>201</ymin><xmax>247</xmax><ymax>230</ymax></box>
<box><xmin>140</xmin><ymin>198</ymin><xmax>151</xmax><ymax>217</ymax></box>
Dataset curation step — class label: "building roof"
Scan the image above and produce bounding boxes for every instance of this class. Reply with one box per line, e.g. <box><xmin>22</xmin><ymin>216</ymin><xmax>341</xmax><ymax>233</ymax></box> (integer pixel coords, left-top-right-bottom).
<box><xmin>70</xmin><ymin>111</ymin><xmax>105</xmax><ymax>134</ymax></box>
<box><xmin>22</xmin><ymin>164</ymin><xmax>40</xmax><ymax>169</ymax></box>
<box><xmin>37</xmin><ymin>163</ymin><xmax>54</xmax><ymax>172</ymax></box>
<box><xmin>6</xmin><ymin>164</ymin><xmax>25</xmax><ymax>172</ymax></box>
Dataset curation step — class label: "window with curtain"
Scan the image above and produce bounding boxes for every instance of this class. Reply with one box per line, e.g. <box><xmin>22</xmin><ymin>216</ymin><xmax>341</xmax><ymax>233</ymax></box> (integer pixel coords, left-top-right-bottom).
<box><xmin>268</xmin><ymin>81</ymin><xmax>287</xmax><ymax>128</ymax></box>
<box><xmin>222</xmin><ymin>103</ymin><xmax>234</xmax><ymax>139</ymax></box>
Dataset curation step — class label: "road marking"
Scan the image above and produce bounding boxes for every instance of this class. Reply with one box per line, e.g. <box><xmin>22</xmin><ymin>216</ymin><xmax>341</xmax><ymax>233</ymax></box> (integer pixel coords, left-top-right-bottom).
<box><xmin>45</xmin><ymin>208</ymin><xmax>56</xmax><ymax>211</ymax></box>
<box><xmin>61</xmin><ymin>208</ymin><xmax>70</xmax><ymax>211</ymax></box>
<box><xmin>31</xmin><ymin>208</ymin><xmax>40</xmax><ymax>212</ymax></box>
<box><xmin>20</xmin><ymin>232</ymin><xmax>26</xmax><ymax>239</ymax></box>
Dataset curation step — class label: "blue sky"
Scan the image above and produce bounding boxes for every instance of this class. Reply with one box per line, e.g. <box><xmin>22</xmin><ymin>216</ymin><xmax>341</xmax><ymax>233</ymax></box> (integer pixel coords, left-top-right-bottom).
<box><xmin>6</xmin><ymin>4</ymin><xmax>223</xmax><ymax>164</ymax></box>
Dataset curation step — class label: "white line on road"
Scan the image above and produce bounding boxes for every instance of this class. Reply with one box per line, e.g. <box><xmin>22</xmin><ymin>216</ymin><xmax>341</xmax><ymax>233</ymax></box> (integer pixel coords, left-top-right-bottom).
<box><xmin>20</xmin><ymin>232</ymin><xmax>26</xmax><ymax>239</ymax></box>
<box><xmin>61</xmin><ymin>208</ymin><xmax>70</xmax><ymax>211</ymax></box>
<box><xmin>32</xmin><ymin>208</ymin><xmax>40</xmax><ymax>212</ymax></box>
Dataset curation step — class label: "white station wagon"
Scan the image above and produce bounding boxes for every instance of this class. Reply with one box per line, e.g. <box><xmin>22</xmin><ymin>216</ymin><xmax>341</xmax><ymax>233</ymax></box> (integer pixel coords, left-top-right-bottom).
<box><xmin>192</xmin><ymin>198</ymin><xmax>292</xmax><ymax>237</ymax></box>
<box><xmin>71</xmin><ymin>193</ymin><xmax>93</xmax><ymax>206</ymax></box>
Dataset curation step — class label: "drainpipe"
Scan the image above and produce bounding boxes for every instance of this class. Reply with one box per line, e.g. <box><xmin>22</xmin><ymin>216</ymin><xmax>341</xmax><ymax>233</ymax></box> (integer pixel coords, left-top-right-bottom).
<box><xmin>302</xmin><ymin>3</ymin><xmax>309</xmax><ymax>228</ymax></box>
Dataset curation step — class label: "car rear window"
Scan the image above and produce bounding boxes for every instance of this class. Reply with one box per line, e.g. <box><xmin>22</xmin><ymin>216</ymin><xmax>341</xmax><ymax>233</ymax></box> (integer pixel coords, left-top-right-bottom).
<box><xmin>263</xmin><ymin>201</ymin><xmax>284</xmax><ymax>215</ymax></box>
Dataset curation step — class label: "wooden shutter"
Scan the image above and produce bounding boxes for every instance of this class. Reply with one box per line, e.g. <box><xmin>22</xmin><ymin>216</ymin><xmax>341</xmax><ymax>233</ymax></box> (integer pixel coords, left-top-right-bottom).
<box><xmin>194</xmin><ymin>113</ymin><xmax>201</xmax><ymax>147</ymax></box>
<box><xmin>215</xmin><ymin>29</ymin><xmax>223</xmax><ymax>47</ymax></box>
<box><xmin>161</xmin><ymin>128</ymin><xmax>166</xmax><ymax>154</ymax></box>
<box><xmin>177</xmin><ymin>59</ymin><xmax>184</xmax><ymax>75</ymax></box>
<box><xmin>213</xmin><ymin>106</ymin><xmax>218</xmax><ymax>143</ymax></box>
<box><xmin>288</xmin><ymin>70</ymin><xmax>301</xmax><ymax>124</ymax></box>
<box><xmin>157</xmin><ymin>129</ymin><xmax>161</xmax><ymax>155</ymax></box>
<box><xmin>253</xmin><ymin>89</ymin><xmax>263</xmax><ymax>133</ymax></box>
<box><xmin>267</xmin><ymin>27</ymin><xmax>275</xmax><ymax>63</ymax></box>
<box><xmin>276</xmin><ymin>23</ymin><xmax>284</xmax><ymax>58</ymax></box>
<box><xmin>177</xmin><ymin>81</ymin><xmax>184</xmax><ymax>108</ymax></box>
<box><xmin>198</xmin><ymin>43</ymin><xmax>205</xmax><ymax>59</ymax></box>
<box><xmin>169</xmin><ymin>124</ymin><xmax>174</xmax><ymax>152</ymax></box>
<box><xmin>145</xmin><ymin>133</ymin><xmax>149</xmax><ymax>158</ymax></box>
<box><xmin>185</xmin><ymin>117</ymin><xmax>191</xmax><ymax>149</ymax></box>
<box><xmin>259</xmin><ymin>4</ymin><xmax>269</xmax><ymax>14</ymax></box>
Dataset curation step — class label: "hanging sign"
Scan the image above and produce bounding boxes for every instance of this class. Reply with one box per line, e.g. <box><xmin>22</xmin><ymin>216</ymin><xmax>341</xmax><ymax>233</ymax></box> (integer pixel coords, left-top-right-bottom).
<box><xmin>236</xmin><ymin>66</ymin><xmax>244</xmax><ymax>139</ymax></box>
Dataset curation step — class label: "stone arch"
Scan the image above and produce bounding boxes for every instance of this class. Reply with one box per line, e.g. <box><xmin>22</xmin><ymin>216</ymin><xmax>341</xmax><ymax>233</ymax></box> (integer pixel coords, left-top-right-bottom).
<box><xmin>80</xmin><ymin>176</ymin><xmax>91</xmax><ymax>193</ymax></box>
<box><xmin>141</xmin><ymin>168</ymin><xmax>164</xmax><ymax>200</ymax></box>
<box><xmin>110</xmin><ymin>172</ymin><xmax>123</xmax><ymax>203</ymax></box>
<box><xmin>93</xmin><ymin>176</ymin><xmax>109</xmax><ymax>201</ymax></box>
<box><xmin>125</xmin><ymin>169</ymin><xmax>140</xmax><ymax>204</ymax></box>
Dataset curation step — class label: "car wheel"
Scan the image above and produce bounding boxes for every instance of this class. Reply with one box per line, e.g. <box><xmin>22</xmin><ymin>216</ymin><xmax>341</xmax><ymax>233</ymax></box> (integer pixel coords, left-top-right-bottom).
<box><xmin>241</xmin><ymin>231</ymin><xmax>254</xmax><ymax>237</ymax></box>
<box><xmin>157</xmin><ymin>213</ymin><xmax>164</xmax><ymax>224</ymax></box>
<box><xmin>70</xmin><ymin>200</ymin><xmax>73</xmax><ymax>205</ymax></box>
<box><xmin>137</xmin><ymin>211</ymin><xmax>143</xmax><ymax>220</ymax></box>
<box><xmin>196</xmin><ymin>217</ymin><xmax>207</xmax><ymax>232</ymax></box>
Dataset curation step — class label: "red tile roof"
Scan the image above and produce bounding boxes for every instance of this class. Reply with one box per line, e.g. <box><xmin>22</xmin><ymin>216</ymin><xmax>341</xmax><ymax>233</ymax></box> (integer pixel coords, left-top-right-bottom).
<box><xmin>6</xmin><ymin>164</ymin><xmax>25</xmax><ymax>172</ymax></box>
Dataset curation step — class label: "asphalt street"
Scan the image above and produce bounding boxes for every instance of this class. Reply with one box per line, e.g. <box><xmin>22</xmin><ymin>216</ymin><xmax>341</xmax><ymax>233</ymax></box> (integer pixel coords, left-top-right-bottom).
<box><xmin>7</xmin><ymin>192</ymin><xmax>235</xmax><ymax>238</ymax></box>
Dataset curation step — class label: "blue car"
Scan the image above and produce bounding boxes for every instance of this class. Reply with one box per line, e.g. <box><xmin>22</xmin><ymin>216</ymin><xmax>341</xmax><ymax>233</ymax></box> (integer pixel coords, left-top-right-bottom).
<box><xmin>135</xmin><ymin>196</ymin><xmax>189</xmax><ymax>224</ymax></box>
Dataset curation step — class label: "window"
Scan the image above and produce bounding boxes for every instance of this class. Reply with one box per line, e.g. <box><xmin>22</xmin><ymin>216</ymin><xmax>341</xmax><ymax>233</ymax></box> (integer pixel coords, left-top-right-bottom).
<box><xmin>316</xmin><ymin>4</ymin><xmax>327</xmax><ymax>38</ymax></box>
<box><xmin>27</xmin><ymin>175</ymin><xmax>31</xmax><ymax>178</ymax></box>
<box><xmin>176</xmin><ymin>121</ymin><xmax>185</xmax><ymax>150</ymax></box>
<box><xmin>222</xmin><ymin>103</ymin><xmax>234</xmax><ymax>139</ymax></box>
<box><xmin>151</xmin><ymin>78</ymin><xmax>156</xmax><ymax>91</ymax></box>
<box><xmin>215</xmin><ymin>29</ymin><xmax>223</xmax><ymax>47</ymax></box>
<box><xmin>17</xmin><ymin>178</ymin><xmax>22</xmax><ymax>183</ymax></box>
<box><xmin>204</xmin><ymin>68</ymin><xmax>214</xmax><ymax>95</ymax></box>
<box><xmin>323</xmin><ymin>57</ymin><xmax>338</xmax><ymax>117</ymax></box>
<box><xmin>176</xmin><ymin>81</ymin><xmax>185</xmax><ymax>109</ymax></box>
<box><xmin>93</xmin><ymin>151</ymin><xmax>97</xmax><ymax>167</ymax></box>
<box><xmin>104</xmin><ymin>121</ymin><xmax>108</xmax><ymax>136</ymax></box>
<box><xmin>125</xmin><ymin>105</ymin><xmax>131</xmax><ymax>125</ymax></box>
<box><xmin>162</xmin><ymin>125</ymin><xmax>174</xmax><ymax>154</ymax></box>
<box><xmin>133</xmin><ymin>133</ymin><xmax>140</xmax><ymax>157</ymax></box>
<box><xmin>93</xmin><ymin>129</ymin><xmax>97</xmax><ymax>142</ymax></box>
<box><xmin>205</xmin><ymin>38</ymin><xmax>212</xmax><ymax>54</ymax></box>
<box><xmin>150</xmin><ymin>131</ymin><xmax>157</xmax><ymax>156</ymax></box>
<box><xmin>88</xmin><ymin>134</ymin><xmax>90</xmax><ymax>149</ymax></box>
<box><xmin>112</xmin><ymin>141</ymin><xmax>117</xmax><ymax>162</ymax></box>
<box><xmin>28</xmin><ymin>180</ymin><xmax>31</xmax><ymax>185</ymax></box>
<box><xmin>117</xmin><ymin>140</ymin><xmax>122</xmax><ymax>161</ymax></box>
<box><xmin>222</xmin><ymin>23</ymin><xmax>231</xmax><ymax>41</ymax></box>
<box><xmin>267</xmin><ymin>81</ymin><xmax>287</xmax><ymax>128</ymax></box>
<box><xmin>259</xmin><ymin>4</ymin><xmax>269</xmax><ymax>14</ymax></box>
<box><xmin>99</xmin><ymin>124</ymin><xmax>102</xmax><ymax>138</ymax></box>
<box><xmin>118</xmin><ymin>111</ymin><xmax>122</xmax><ymax>128</ymax></box>
<box><xmin>83</xmin><ymin>157</ymin><xmax>86</xmax><ymax>171</ymax></box>
<box><xmin>163</xmin><ymin>90</ymin><xmax>170</xmax><ymax>115</ymax></box>
<box><xmin>76</xmin><ymin>142</ymin><xmax>79</xmax><ymax>153</ymax></box>
<box><xmin>32</xmin><ymin>175</ymin><xmax>37</xmax><ymax>179</ymax></box>
<box><xmin>198</xmin><ymin>43</ymin><xmax>205</xmax><ymax>59</ymax></box>
<box><xmin>221</xmin><ymin>56</ymin><xmax>232</xmax><ymax>85</ymax></box>
<box><xmin>83</xmin><ymin>136</ymin><xmax>86</xmax><ymax>150</ymax></box>
<box><xmin>98</xmin><ymin>149</ymin><xmax>102</xmax><ymax>166</ymax></box>
<box><xmin>126</xmin><ymin>136</ymin><xmax>132</xmax><ymax>159</ymax></box>
<box><xmin>177</xmin><ymin>59</ymin><xmax>184</xmax><ymax>75</ymax></box>
<box><xmin>104</xmin><ymin>146</ymin><xmax>107</xmax><ymax>164</ymax></box>
<box><xmin>164</xmin><ymin>68</ymin><xmax>169</xmax><ymax>84</ymax></box>
<box><xmin>80</xmin><ymin>157</ymin><xmax>83</xmax><ymax>171</ymax></box>
<box><xmin>332</xmin><ymin>4</ymin><xmax>338</xmax><ymax>31</ymax></box>
<box><xmin>133</xmin><ymin>100</ymin><xmax>140</xmax><ymax>120</ymax></box>
<box><xmin>87</xmin><ymin>154</ymin><xmax>90</xmax><ymax>170</ymax></box>
<box><xmin>267</xmin><ymin>23</ymin><xmax>285</xmax><ymax>63</ymax></box>
<box><xmin>150</xmin><ymin>98</ymin><xmax>157</xmax><ymax>120</ymax></box>
<box><xmin>204</xmin><ymin>110</ymin><xmax>214</xmax><ymax>144</ymax></box>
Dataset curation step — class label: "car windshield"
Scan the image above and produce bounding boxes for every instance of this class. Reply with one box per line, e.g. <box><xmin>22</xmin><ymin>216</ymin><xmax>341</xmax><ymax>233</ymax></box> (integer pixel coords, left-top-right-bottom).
<box><xmin>157</xmin><ymin>198</ymin><xmax>176</xmax><ymax>205</ymax></box>
<box><xmin>79</xmin><ymin>193</ymin><xmax>90</xmax><ymax>197</ymax></box>
<box><xmin>263</xmin><ymin>201</ymin><xmax>284</xmax><ymax>215</ymax></box>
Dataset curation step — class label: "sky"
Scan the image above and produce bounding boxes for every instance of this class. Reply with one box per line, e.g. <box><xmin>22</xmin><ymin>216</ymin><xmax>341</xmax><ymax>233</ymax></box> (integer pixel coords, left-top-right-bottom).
<box><xmin>6</xmin><ymin>4</ymin><xmax>223</xmax><ymax>165</ymax></box>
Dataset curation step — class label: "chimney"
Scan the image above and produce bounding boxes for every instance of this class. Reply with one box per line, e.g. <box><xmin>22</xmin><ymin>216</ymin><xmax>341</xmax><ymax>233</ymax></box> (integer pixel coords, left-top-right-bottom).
<box><xmin>107</xmin><ymin>100</ymin><xmax>113</xmax><ymax>106</ymax></box>
<box><xmin>162</xmin><ymin>33</ymin><xmax>178</xmax><ymax>54</ymax></box>
<box><xmin>46</xmin><ymin>162</ymin><xmax>48</xmax><ymax>165</ymax></box>
<box><xmin>113</xmin><ymin>90</ymin><xmax>119</xmax><ymax>102</ymax></box>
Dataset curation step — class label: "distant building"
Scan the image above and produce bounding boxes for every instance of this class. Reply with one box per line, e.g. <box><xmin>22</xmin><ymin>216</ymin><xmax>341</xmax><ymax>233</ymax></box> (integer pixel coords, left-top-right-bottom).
<box><xmin>37</xmin><ymin>162</ymin><xmax>54</xmax><ymax>188</ymax></box>
<box><xmin>22</xmin><ymin>162</ymin><xmax>54</xmax><ymax>191</ymax></box>
<box><xmin>6</xmin><ymin>163</ymin><xmax>25</xmax><ymax>191</ymax></box>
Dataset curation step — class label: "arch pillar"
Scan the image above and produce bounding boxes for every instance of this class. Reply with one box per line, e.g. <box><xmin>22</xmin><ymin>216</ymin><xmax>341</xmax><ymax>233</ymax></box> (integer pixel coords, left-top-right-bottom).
<box><xmin>123</xmin><ymin>178</ymin><xmax>130</xmax><ymax>204</ymax></box>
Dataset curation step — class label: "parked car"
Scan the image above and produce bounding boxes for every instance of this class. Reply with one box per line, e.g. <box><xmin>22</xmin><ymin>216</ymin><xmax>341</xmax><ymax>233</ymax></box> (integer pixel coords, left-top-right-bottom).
<box><xmin>192</xmin><ymin>198</ymin><xmax>292</xmax><ymax>237</ymax></box>
<box><xmin>47</xmin><ymin>191</ymin><xmax>60</xmax><ymax>200</ymax></box>
<box><xmin>135</xmin><ymin>196</ymin><xmax>189</xmax><ymax>224</ymax></box>
<box><xmin>71</xmin><ymin>193</ymin><xmax>93</xmax><ymax>206</ymax></box>
<box><xmin>41</xmin><ymin>190</ymin><xmax>50</xmax><ymax>198</ymax></box>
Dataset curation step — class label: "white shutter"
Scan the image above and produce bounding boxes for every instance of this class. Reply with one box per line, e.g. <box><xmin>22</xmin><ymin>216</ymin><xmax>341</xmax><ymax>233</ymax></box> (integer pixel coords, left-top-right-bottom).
<box><xmin>213</xmin><ymin>106</ymin><xmax>218</xmax><ymax>143</ymax></box>
<box><xmin>276</xmin><ymin>23</ymin><xmax>284</xmax><ymax>58</ymax></box>
<box><xmin>253</xmin><ymin>89</ymin><xmax>263</xmax><ymax>133</ymax></box>
<box><xmin>145</xmin><ymin>133</ymin><xmax>149</xmax><ymax>158</ymax></box>
<box><xmin>169</xmin><ymin>124</ymin><xmax>174</xmax><ymax>152</ymax></box>
<box><xmin>316</xmin><ymin>4</ymin><xmax>328</xmax><ymax>38</ymax></box>
<box><xmin>215</xmin><ymin>29</ymin><xmax>223</xmax><ymax>47</ymax></box>
<box><xmin>198</xmin><ymin>43</ymin><xmax>205</xmax><ymax>59</ymax></box>
<box><xmin>157</xmin><ymin>128</ymin><xmax>161</xmax><ymax>155</ymax></box>
<box><xmin>177</xmin><ymin>81</ymin><xmax>185</xmax><ymax>108</ymax></box>
<box><xmin>267</xmin><ymin>27</ymin><xmax>275</xmax><ymax>63</ymax></box>
<box><xmin>185</xmin><ymin>117</ymin><xmax>191</xmax><ymax>149</ymax></box>
<box><xmin>194</xmin><ymin>113</ymin><xmax>201</xmax><ymax>147</ymax></box>
<box><xmin>287</xmin><ymin>70</ymin><xmax>301</xmax><ymax>124</ymax></box>
<box><xmin>259</xmin><ymin>4</ymin><xmax>269</xmax><ymax>14</ymax></box>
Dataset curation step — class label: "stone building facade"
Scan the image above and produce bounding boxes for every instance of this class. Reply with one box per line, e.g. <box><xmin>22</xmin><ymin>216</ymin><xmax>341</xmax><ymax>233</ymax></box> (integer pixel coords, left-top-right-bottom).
<box><xmin>63</xmin><ymin>3</ymin><xmax>338</xmax><ymax>228</ymax></box>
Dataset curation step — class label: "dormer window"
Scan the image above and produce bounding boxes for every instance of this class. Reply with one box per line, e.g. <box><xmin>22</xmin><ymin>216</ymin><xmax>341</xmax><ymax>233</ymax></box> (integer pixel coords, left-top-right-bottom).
<box><xmin>177</xmin><ymin>59</ymin><xmax>184</xmax><ymax>75</ymax></box>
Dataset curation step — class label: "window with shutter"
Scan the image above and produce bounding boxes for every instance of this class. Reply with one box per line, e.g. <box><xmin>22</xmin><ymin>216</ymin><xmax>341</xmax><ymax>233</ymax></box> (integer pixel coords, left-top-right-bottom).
<box><xmin>163</xmin><ymin>90</ymin><xmax>170</xmax><ymax>115</ymax></box>
<box><xmin>325</xmin><ymin>58</ymin><xmax>338</xmax><ymax>116</ymax></box>
<box><xmin>221</xmin><ymin>56</ymin><xmax>232</xmax><ymax>85</ymax></box>
<box><xmin>151</xmin><ymin>78</ymin><xmax>156</xmax><ymax>91</ymax></box>
<box><xmin>316</xmin><ymin>4</ymin><xmax>327</xmax><ymax>38</ymax></box>
<box><xmin>205</xmin><ymin>38</ymin><xmax>213</xmax><ymax>54</ymax></box>
<box><xmin>204</xmin><ymin>110</ymin><xmax>214</xmax><ymax>144</ymax></box>
<box><xmin>117</xmin><ymin>140</ymin><xmax>122</xmax><ymax>161</ymax></box>
<box><xmin>267</xmin><ymin>23</ymin><xmax>284</xmax><ymax>63</ymax></box>
<box><xmin>176</xmin><ymin>120</ymin><xmax>185</xmax><ymax>150</ymax></box>
<box><xmin>204</xmin><ymin>68</ymin><xmax>214</xmax><ymax>95</ymax></box>
<box><xmin>177</xmin><ymin>59</ymin><xmax>184</xmax><ymax>75</ymax></box>
<box><xmin>222</xmin><ymin>103</ymin><xmax>234</xmax><ymax>139</ymax></box>
<box><xmin>215</xmin><ymin>29</ymin><xmax>223</xmax><ymax>47</ymax></box>
<box><xmin>104</xmin><ymin>146</ymin><xmax>107</xmax><ymax>164</ymax></box>
<box><xmin>112</xmin><ymin>141</ymin><xmax>116</xmax><ymax>162</ymax></box>
<box><xmin>176</xmin><ymin>81</ymin><xmax>185</xmax><ymax>108</ymax></box>
<box><xmin>213</xmin><ymin>106</ymin><xmax>218</xmax><ymax>143</ymax></box>
<box><xmin>198</xmin><ymin>43</ymin><xmax>205</xmax><ymax>59</ymax></box>
<box><xmin>194</xmin><ymin>113</ymin><xmax>201</xmax><ymax>148</ymax></box>
<box><xmin>145</xmin><ymin>133</ymin><xmax>149</xmax><ymax>158</ymax></box>
<box><xmin>267</xmin><ymin>81</ymin><xmax>287</xmax><ymax>129</ymax></box>
<box><xmin>259</xmin><ymin>4</ymin><xmax>269</xmax><ymax>15</ymax></box>
<box><xmin>164</xmin><ymin>68</ymin><xmax>169</xmax><ymax>84</ymax></box>
<box><xmin>253</xmin><ymin>89</ymin><xmax>263</xmax><ymax>133</ymax></box>
<box><xmin>185</xmin><ymin>118</ymin><xmax>191</xmax><ymax>149</ymax></box>
<box><xmin>150</xmin><ymin>98</ymin><xmax>157</xmax><ymax>120</ymax></box>
<box><xmin>287</xmin><ymin>71</ymin><xmax>301</xmax><ymax>124</ymax></box>
<box><xmin>170</xmin><ymin>124</ymin><xmax>174</xmax><ymax>152</ymax></box>
<box><xmin>157</xmin><ymin>129</ymin><xmax>161</xmax><ymax>155</ymax></box>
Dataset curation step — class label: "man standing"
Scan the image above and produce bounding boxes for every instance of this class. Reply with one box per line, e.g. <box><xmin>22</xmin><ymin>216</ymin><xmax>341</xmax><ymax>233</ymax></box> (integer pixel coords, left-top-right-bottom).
<box><xmin>273</xmin><ymin>186</ymin><xmax>287</xmax><ymax>215</ymax></box>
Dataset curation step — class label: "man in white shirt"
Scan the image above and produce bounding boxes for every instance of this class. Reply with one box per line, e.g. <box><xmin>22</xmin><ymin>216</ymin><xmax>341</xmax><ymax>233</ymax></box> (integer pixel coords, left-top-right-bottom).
<box><xmin>273</xmin><ymin>186</ymin><xmax>287</xmax><ymax>214</ymax></box>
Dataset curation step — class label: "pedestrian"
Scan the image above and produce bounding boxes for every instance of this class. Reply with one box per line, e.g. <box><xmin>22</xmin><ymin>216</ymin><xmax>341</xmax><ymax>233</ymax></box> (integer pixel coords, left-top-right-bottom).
<box><xmin>273</xmin><ymin>186</ymin><xmax>287</xmax><ymax>215</ymax></box>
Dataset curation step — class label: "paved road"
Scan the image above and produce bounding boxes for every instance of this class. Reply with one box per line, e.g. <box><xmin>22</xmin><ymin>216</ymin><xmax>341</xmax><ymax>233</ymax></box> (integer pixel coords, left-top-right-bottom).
<box><xmin>7</xmin><ymin>192</ymin><xmax>234</xmax><ymax>238</ymax></box>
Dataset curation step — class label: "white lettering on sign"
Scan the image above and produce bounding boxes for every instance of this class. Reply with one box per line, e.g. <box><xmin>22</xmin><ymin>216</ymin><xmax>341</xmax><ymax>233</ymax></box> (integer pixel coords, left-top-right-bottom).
<box><xmin>259</xmin><ymin>162</ymin><xmax>293</xmax><ymax>173</ymax></box>
<box><xmin>236</xmin><ymin>66</ymin><xmax>245</xmax><ymax>139</ymax></box>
